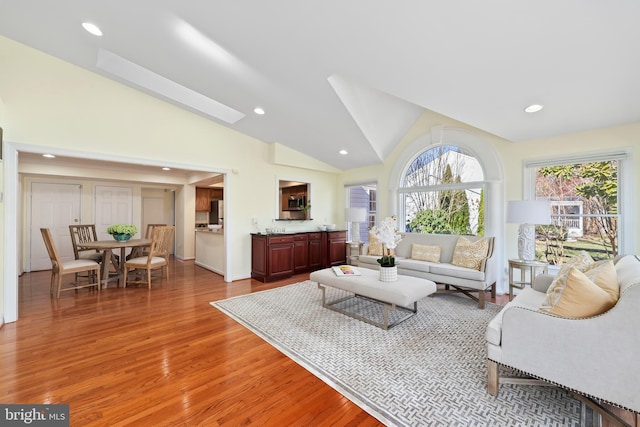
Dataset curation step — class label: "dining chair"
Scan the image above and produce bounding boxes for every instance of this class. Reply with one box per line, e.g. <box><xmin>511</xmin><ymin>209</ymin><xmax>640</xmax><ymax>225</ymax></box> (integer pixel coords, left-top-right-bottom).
<box><xmin>142</xmin><ymin>223</ymin><xmax>167</xmax><ymax>255</ymax></box>
<box><xmin>69</xmin><ymin>224</ymin><xmax>103</xmax><ymax>262</ymax></box>
<box><xmin>126</xmin><ymin>223</ymin><xmax>167</xmax><ymax>260</ymax></box>
<box><xmin>70</xmin><ymin>223</ymin><xmax>119</xmax><ymax>276</ymax></box>
<box><xmin>123</xmin><ymin>226</ymin><xmax>175</xmax><ymax>289</ymax></box>
<box><xmin>145</xmin><ymin>223</ymin><xmax>168</xmax><ymax>239</ymax></box>
<box><xmin>41</xmin><ymin>228</ymin><xmax>101</xmax><ymax>298</ymax></box>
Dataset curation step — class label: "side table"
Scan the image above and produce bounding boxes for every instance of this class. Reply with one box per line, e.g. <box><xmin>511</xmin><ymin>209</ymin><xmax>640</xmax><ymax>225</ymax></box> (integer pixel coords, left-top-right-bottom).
<box><xmin>346</xmin><ymin>241</ymin><xmax>364</xmax><ymax>265</ymax></box>
<box><xmin>508</xmin><ymin>258</ymin><xmax>549</xmax><ymax>301</ymax></box>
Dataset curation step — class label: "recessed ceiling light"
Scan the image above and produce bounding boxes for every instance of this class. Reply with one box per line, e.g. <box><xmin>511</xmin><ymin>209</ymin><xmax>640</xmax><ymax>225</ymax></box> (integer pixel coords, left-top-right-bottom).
<box><xmin>82</xmin><ymin>22</ymin><xmax>103</xmax><ymax>37</ymax></box>
<box><xmin>254</xmin><ymin>107</ymin><xmax>265</xmax><ymax>115</ymax></box>
<box><xmin>339</xmin><ymin>149</ymin><xmax>348</xmax><ymax>155</ymax></box>
<box><xmin>162</xmin><ymin>167</ymin><xmax>171</xmax><ymax>171</ymax></box>
<box><xmin>524</xmin><ymin>104</ymin><xmax>544</xmax><ymax>113</ymax></box>
<box><xmin>42</xmin><ymin>154</ymin><xmax>56</xmax><ymax>158</ymax></box>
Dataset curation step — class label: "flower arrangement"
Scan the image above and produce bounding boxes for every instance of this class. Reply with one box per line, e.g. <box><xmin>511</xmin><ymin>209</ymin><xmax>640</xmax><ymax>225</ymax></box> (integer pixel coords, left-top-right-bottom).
<box><xmin>107</xmin><ymin>224</ymin><xmax>137</xmax><ymax>236</ymax></box>
<box><xmin>371</xmin><ymin>216</ymin><xmax>402</xmax><ymax>267</ymax></box>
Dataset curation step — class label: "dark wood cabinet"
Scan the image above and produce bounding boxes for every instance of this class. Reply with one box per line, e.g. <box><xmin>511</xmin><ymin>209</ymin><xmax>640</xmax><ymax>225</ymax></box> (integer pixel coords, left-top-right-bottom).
<box><xmin>269</xmin><ymin>237</ymin><xmax>295</xmax><ymax>279</ymax></box>
<box><xmin>251</xmin><ymin>231</ymin><xmax>347</xmax><ymax>282</ymax></box>
<box><xmin>210</xmin><ymin>188</ymin><xmax>223</xmax><ymax>200</ymax></box>
<box><xmin>250</xmin><ymin>234</ymin><xmax>268</xmax><ymax>279</ymax></box>
<box><xmin>196</xmin><ymin>188</ymin><xmax>223</xmax><ymax>212</ymax></box>
<box><xmin>195</xmin><ymin>188</ymin><xmax>211</xmax><ymax>212</ymax></box>
<box><xmin>251</xmin><ymin>234</ymin><xmax>294</xmax><ymax>282</ymax></box>
<box><xmin>308</xmin><ymin>232</ymin><xmax>323</xmax><ymax>270</ymax></box>
<box><xmin>293</xmin><ymin>234</ymin><xmax>309</xmax><ymax>273</ymax></box>
<box><xmin>325</xmin><ymin>231</ymin><xmax>347</xmax><ymax>267</ymax></box>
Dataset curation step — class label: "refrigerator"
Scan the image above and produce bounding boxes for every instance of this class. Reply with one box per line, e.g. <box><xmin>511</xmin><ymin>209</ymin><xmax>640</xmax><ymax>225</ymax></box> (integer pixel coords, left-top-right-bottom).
<box><xmin>209</xmin><ymin>200</ymin><xmax>224</xmax><ymax>225</ymax></box>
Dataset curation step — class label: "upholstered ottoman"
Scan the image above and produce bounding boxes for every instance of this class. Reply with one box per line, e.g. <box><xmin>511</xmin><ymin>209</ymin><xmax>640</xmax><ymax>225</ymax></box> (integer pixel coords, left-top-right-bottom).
<box><xmin>310</xmin><ymin>267</ymin><xmax>436</xmax><ymax>329</ymax></box>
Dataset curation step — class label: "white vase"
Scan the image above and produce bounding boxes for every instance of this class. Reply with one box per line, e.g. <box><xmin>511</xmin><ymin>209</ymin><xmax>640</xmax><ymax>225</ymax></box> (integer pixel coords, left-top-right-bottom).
<box><xmin>379</xmin><ymin>265</ymin><xmax>398</xmax><ymax>282</ymax></box>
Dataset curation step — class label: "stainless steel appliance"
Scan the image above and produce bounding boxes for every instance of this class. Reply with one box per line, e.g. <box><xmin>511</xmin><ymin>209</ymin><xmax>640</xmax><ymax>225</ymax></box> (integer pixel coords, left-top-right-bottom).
<box><xmin>209</xmin><ymin>200</ymin><xmax>224</xmax><ymax>224</ymax></box>
<box><xmin>287</xmin><ymin>195</ymin><xmax>306</xmax><ymax>210</ymax></box>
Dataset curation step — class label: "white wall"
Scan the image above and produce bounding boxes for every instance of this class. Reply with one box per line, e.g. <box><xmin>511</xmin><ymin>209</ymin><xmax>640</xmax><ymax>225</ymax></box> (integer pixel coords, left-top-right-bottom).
<box><xmin>18</xmin><ymin>175</ymin><xmax>177</xmax><ymax>272</ymax></box>
<box><xmin>340</xmin><ymin>111</ymin><xmax>640</xmax><ymax>293</ymax></box>
<box><xmin>2</xmin><ymin>34</ymin><xmax>638</xmax><ymax>321</ymax></box>
<box><xmin>0</xmin><ymin>36</ymin><xmax>341</xmax><ymax>322</ymax></box>
<box><xmin>501</xmin><ymin>123</ymin><xmax>640</xmax><ymax>257</ymax></box>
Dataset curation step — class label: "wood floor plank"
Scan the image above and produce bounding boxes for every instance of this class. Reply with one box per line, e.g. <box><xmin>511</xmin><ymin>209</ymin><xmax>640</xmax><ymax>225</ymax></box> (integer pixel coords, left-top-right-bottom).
<box><xmin>2</xmin><ymin>259</ymin><xmax>507</xmax><ymax>426</ymax></box>
<box><xmin>1</xmin><ymin>260</ymin><xmax>385</xmax><ymax>426</ymax></box>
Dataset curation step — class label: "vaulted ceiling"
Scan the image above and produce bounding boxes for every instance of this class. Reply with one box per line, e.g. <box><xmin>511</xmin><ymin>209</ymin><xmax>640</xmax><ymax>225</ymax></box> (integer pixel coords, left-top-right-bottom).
<box><xmin>1</xmin><ymin>1</ymin><xmax>639</xmax><ymax>170</ymax></box>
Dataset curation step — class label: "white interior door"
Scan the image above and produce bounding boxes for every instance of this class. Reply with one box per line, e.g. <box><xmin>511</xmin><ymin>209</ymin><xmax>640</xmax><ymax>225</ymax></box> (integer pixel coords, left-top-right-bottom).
<box><xmin>30</xmin><ymin>182</ymin><xmax>82</xmax><ymax>271</ymax></box>
<box><xmin>95</xmin><ymin>185</ymin><xmax>134</xmax><ymax>240</ymax></box>
<box><xmin>142</xmin><ymin>197</ymin><xmax>166</xmax><ymax>235</ymax></box>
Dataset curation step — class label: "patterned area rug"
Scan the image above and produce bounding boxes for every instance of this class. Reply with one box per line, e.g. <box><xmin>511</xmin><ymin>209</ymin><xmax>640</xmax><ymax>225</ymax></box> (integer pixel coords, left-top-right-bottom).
<box><xmin>211</xmin><ymin>281</ymin><xmax>584</xmax><ymax>426</ymax></box>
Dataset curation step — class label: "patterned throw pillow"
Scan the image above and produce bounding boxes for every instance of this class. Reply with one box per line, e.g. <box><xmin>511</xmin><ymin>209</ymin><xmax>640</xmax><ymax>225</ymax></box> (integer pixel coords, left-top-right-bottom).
<box><xmin>582</xmin><ymin>260</ymin><xmax>619</xmax><ymax>304</ymax></box>
<box><xmin>411</xmin><ymin>244</ymin><xmax>441</xmax><ymax>262</ymax></box>
<box><xmin>547</xmin><ymin>266</ymin><xmax>617</xmax><ymax>318</ymax></box>
<box><xmin>368</xmin><ymin>232</ymin><xmax>383</xmax><ymax>256</ymax></box>
<box><xmin>450</xmin><ymin>237</ymin><xmax>489</xmax><ymax>271</ymax></box>
<box><xmin>540</xmin><ymin>251</ymin><xmax>594</xmax><ymax>311</ymax></box>
<box><xmin>367</xmin><ymin>231</ymin><xmax>395</xmax><ymax>256</ymax></box>
<box><xmin>368</xmin><ymin>242</ymin><xmax>383</xmax><ymax>256</ymax></box>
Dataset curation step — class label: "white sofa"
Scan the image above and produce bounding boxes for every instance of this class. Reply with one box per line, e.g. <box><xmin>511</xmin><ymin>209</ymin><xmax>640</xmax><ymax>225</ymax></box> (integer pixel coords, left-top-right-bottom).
<box><xmin>486</xmin><ymin>254</ymin><xmax>640</xmax><ymax>415</ymax></box>
<box><xmin>356</xmin><ymin>233</ymin><xmax>497</xmax><ymax>308</ymax></box>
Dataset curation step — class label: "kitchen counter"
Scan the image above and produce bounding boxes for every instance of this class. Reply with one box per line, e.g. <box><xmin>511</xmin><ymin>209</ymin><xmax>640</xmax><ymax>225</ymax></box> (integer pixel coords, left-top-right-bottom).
<box><xmin>195</xmin><ymin>228</ymin><xmax>224</xmax><ymax>234</ymax></box>
<box><xmin>195</xmin><ymin>229</ymin><xmax>224</xmax><ymax>275</ymax></box>
<box><xmin>251</xmin><ymin>229</ymin><xmax>346</xmax><ymax>236</ymax></box>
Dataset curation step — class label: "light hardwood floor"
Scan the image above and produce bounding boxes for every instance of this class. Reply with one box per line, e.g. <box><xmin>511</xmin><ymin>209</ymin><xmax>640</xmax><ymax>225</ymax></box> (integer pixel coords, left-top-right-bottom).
<box><xmin>2</xmin><ymin>259</ymin><xmax>507</xmax><ymax>426</ymax></box>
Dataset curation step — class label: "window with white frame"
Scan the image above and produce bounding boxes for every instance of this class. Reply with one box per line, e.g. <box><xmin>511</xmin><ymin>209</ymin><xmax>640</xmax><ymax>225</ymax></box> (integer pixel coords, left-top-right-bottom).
<box><xmin>346</xmin><ymin>184</ymin><xmax>377</xmax><ymax>242</ymax></box>
<box><xmin>399</xmin><ymin>145</ymin><xmax>486</xmax><ymax>236</ymax></box>
<box><xmin>526</xmin><ymin>150</ymin><xmax>629</xmax><ymax>264</ymax></box>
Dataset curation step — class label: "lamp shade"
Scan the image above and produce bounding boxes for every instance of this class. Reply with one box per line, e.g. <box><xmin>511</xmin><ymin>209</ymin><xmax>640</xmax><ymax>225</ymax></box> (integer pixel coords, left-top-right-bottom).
<box><xmin>506</xmin><ymin>200</ymin><xmax>552</xmax><ymax>225</ymax></box>
<box><xmin>345</xmin><ymin>207</ymin><xmax>367</xmax><ymax>222</ymax></box>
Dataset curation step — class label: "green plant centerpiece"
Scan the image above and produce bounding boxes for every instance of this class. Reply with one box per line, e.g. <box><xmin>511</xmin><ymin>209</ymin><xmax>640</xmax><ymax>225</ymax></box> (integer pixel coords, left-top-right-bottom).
<box><xmin>107</xmin><ymin>224</ymin><xmax>137</xmax><ymax>241</ymax></box>
<box><xmin>371</xmin><ymin>216</ymin><xmax>402</xmax><ymax>267</ymax></box>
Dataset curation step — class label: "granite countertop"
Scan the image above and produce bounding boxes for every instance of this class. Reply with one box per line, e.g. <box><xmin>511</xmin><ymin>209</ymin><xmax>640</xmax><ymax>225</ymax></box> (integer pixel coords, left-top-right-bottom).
<box><xmin>252</xmin><ymin>229</ymin><xmax>346</xmax><ymax>236</ymax></box>
<box><xmin>195</xmin><ymin>228</ymin><xmax>224</xmax><ymax>234</ymax></box>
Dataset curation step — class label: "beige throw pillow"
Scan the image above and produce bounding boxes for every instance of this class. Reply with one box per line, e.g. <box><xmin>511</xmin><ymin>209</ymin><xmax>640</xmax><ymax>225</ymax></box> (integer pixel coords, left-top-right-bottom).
<box><xmin>547</xmin><ymin>267</ymin><xmax>617</xmax><ymax>318</ymax></box>
<box><xmin>368</xmin><ymin>242</ymin><xmax>383</xmax><ymax>256</ymax></box>
<box><xmin>411</xmin><ymin>244</ymin><xmax>441</xmax><ymax>263</ymax></box>
<box><xmin>367</xmin><ymin>231</ymin><xmax>395</xmax><ymax>256</ymax></box>
<box><xmin>451</xmin><ymin>237</ymin><xmax>489</xmax><ymax>271</ymax></box>
<box><xmin>582</xmin><ymin>260</ymin><xmax>619</xmax><ymax>304</ymax></box>
<box><xmin>540</xmin><ymin>251</ymin><xmax>594</xmax><ymax>311</ymax></box>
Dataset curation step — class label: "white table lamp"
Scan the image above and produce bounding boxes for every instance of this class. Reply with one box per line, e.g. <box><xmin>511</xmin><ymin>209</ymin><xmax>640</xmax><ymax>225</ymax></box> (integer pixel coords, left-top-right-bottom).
<box><xmin>345</xmin><ymin>207</ymin><xmax>367</xmax><ymax>243</ymax></box>
<box><xmin>507</xmin><ymin>200</ymin><xmax>551</xmax><ymax>261</ymax></box>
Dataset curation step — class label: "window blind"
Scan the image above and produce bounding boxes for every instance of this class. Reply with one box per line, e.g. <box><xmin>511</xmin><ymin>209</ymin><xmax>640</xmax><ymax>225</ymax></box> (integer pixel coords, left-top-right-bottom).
<box><xmin>524</xmin><ymin>149</ymin><xmax>629</xmax><ymax>169</ymax></box>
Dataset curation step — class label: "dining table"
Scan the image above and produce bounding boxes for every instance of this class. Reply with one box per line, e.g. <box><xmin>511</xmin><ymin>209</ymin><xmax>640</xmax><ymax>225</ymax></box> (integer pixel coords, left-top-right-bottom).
<box><xmin>78</xmin><ymin>238</ymin><xmax>151</xmax><ymax>288</ymax></box>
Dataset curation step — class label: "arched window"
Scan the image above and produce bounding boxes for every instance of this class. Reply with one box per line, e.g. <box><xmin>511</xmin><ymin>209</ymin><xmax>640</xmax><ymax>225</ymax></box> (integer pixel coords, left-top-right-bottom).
<box><xmin>399</xmin><ymin>145</ymin><xmax>486</xmax><ymax>236</ymax></box>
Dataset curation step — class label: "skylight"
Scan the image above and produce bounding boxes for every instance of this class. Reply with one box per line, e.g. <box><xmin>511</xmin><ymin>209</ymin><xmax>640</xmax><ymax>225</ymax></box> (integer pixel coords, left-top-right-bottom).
<box><xmin>96</xmin><ymin>49</ymin><xmax>245</xmax><ymax>124</ymax></box>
